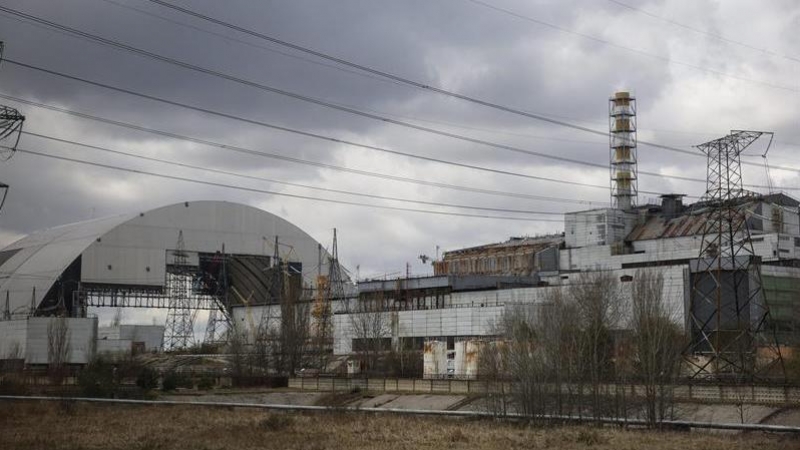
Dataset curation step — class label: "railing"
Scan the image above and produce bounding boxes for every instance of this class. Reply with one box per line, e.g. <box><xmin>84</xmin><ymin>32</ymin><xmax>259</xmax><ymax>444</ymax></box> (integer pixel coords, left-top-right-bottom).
<box><xmin>288</xmin><ymin>377</ymin><xmax>800</xmax><ymax>405</ymax></box>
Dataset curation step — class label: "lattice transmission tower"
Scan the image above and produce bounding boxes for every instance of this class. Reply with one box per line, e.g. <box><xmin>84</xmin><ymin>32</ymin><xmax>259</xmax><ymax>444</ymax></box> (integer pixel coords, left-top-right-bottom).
<box><xmin>0</xmin><ymin>41</ymin><xmax>26</xmax><ymax>214</ymax></box>
<box><xmin>685</xmin><ymin>130</ymin><xmax>784</xmax><ymax>381</ymax></box>
<box><xmin>203</xmin><ymin>246</ymin><xmax>231</xmax><ymax>346</ymax></box>
<box><xmin>164</xmin><ymin>230</ymin><xmax>196</xmax><ymax>351</ymax></box>
<box><xmin>311</xmin><ymin>229</ymin><xmax>346</xmax><ymax>363</ymax></box>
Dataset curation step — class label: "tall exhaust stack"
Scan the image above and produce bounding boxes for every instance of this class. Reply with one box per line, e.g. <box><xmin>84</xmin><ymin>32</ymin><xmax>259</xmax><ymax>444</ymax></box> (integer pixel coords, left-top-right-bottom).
<box><xmin>609</xmin><ymin>91</ymin><xmax>637</xmax><ymax>210</ymax></box>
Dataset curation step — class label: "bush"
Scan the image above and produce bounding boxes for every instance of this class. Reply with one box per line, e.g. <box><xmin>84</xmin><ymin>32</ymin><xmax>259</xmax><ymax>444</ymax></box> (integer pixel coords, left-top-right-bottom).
<box><xmin>161</xmin><ymin>371</ymin><xmax>193</xmax><ymax>391</ymax></box>
<box><xmin>0</xmin><ymin>376</ymin><xmax>28</xmax><ymax>395</ymax></box>
<box><xmin>197</xmin><ymin>375</ymin><xmax>215</xmax><ymax>391</ymax></box>
<box><xmin>78</xmin><ymin>358</ymin><xmax>116</xmax><ymax>398</ymax></box>
<box><xmin>136</xmin><ymin>367</ymin><xmax>159</xmax><ymax>391</ymax></box>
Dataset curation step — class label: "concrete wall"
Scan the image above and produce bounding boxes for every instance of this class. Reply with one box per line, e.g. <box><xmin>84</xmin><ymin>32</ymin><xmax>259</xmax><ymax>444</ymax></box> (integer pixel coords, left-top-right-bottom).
<box><xmin>97</xmin><ymin>325</ymin><xmax>164</xmax><ymax>353</ymax></box>
<box><xmin>0</xmin><ymin>319</ymin><xmax>27</xmax><ymax>359</ymax></box>
<box><xmin>96</xmin><ymin>339</ymin><xmax>132</xmax><ymax>355</ymax></box>
<box><xmin>565</xmin><ymin>208</ymin><xmax>637</xmax><ymax>249</ymax></box>
<box><xmin>25</xmin><ymin>317</ymin><xmax>97</xmax><ymax>365</ymax></box>
<box><xmin>332</xmin><ymin>264</ymin><xmax>689</xmax><ymax>356</ymax></box>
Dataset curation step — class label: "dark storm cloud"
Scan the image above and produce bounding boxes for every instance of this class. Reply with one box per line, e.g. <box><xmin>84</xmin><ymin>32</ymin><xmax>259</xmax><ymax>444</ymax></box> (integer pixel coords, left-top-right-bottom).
<box><xmin>0</xmin><ymin>0</ymin><xmax>798</xmax><ymax>284</ymax></box>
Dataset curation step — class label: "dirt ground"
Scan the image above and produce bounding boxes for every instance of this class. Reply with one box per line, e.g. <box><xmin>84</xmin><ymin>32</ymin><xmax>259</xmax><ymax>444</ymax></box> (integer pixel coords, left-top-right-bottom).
<box><xmin>1</xmin><ymin>400</ymin><xmax>798</xmax><ymax>450</ymax></box>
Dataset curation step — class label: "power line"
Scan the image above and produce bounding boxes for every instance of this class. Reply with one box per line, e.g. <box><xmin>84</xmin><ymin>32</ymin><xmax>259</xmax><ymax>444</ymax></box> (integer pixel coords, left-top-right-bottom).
<box><xmin>14</xmin><ymin>146</ymin><xmax>565</xmax><ymax>222</ymax></box>
<box><xmin>0</xmin><ymin>5</ymin><xmax>708</xmax><ymax>161</ymax></box>
<box><xmin>465</xmin><ymin>0</ymin><xmax>798</xmax><ymax>92</ymax></box>
<box><xmin>0</xmin><ymin>92</ymin><xmax>613</xmax><ymax>204</ymax></box>
<box><xmin>4</xmin><ymin>59</ymin><xmax>792</xmax><ymax>194</ymax></box>
<box><xmin>82</xmin><ymin>0</ymin><xmax>800</xmax><ymax>151</ymax></box>
<box><xmin>606</xmin><ymin>0</ymin><xmax>800</xmax><ymax>64</ymax></box>
<box><xmin>134</xmin><ymin>2</ymin><xmax>800</xmax><ymax>163</ymax></box>
<box><xmin>78</xmin><ymin>0</ymin><xmax>800</xmax><ymax>151</ymax></box>
<box><xmin>1</xmin><ymin>61</ymin><xmax>714</xmax><ymax>196</ymax></box>
<box><xmin>96</xmin><ymin>0</ymin><xmax>613</xmax><ymax>129</ymax></box>
<box><xmin>2</xmin><ymin>7</ymin><xmax>792</xmax><ymax>190</ymax></box>
<box><xmin>143</xmin><ymin>0</ymin><xmax>799</xmax><ymax>97</ymax></box>
<box><xmin>22</xmin><ymin>130</ymin><xmax>574</xmax><ymax>216</ymax></box>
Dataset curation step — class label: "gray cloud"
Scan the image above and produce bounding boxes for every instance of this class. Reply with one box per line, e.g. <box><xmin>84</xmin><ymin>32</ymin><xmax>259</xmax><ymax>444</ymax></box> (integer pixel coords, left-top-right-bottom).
<box><xmin>1</xmin><ymin>0</ymin><xmax>799</xmax><ymax>294</ymax></box>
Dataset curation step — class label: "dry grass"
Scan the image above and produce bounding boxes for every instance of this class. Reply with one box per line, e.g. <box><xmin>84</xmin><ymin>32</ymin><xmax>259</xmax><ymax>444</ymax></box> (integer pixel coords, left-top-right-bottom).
<box><xmin>0</xmin><ymin>400</ymin><xmax>795</xmax><ymax>450</ymax></box>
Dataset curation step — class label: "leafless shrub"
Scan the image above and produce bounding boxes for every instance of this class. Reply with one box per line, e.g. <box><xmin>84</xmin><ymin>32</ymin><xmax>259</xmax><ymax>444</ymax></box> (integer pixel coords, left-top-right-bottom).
<box><xmin>349</xmin><ymin>293</ymin><xmax>391</xmax><ymax>375</ymax></box>
<box><xmin>47</xmin><ymin>316</ymin><xmax>70</xmax><ymax>385</ymax></box>
<box><xmin>630</xmin><ymin>268</ymin><xmax>684</xmax><ymax>426</ymax></box>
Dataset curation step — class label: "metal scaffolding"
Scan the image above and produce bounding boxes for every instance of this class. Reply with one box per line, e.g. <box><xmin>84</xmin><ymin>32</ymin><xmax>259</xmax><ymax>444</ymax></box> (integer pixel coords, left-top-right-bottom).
<box><xmin>609</xmin><ymin>91</ymin><xmax>637</xmax><ymax>210</ymax></box>
<box><xmin>685</xmin><ymin>130</ymin><xmax>784</xmax><ymax>381</ymax></box>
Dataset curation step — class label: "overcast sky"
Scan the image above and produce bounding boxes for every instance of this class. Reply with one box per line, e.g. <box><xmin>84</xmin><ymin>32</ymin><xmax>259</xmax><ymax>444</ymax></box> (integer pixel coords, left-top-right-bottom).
<box><xmin>1</xmin><ymin>0</ymin><xmax>799</xmax><ymax>328</ymax></box>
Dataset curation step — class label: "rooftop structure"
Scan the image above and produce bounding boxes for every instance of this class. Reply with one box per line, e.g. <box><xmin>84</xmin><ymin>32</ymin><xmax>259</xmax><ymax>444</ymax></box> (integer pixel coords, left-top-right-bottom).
<box><xmin>433</xmin><ymin>235</ymin><xmax>563</xmax><ymax>277</ymax></box>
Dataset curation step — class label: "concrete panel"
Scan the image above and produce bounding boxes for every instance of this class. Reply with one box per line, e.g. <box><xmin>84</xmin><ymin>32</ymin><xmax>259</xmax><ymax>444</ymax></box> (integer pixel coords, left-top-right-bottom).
<box><xmin>0</xmin><ymin>319</ymin><xmax>27</xmax><ymax>359</ymax></box>
<box><xmin>397</xmin><ymin>379</ymin><xmax>414</xmax><ymax>392</ymax></box>
<box><xmin>96</xmin><ymin>339</ymin><xmax>132</xmax><ymax>355</ymax></box>
<box><xmin>25</xmin><ymin>317</ymin><xmax>97</xmax><ymax>365</ymax></box>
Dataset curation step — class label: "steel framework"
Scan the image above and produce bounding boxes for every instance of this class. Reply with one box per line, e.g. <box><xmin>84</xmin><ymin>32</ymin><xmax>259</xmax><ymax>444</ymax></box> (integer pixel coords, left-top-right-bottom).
<box><xmin>80</xmin><ymin>285</ymin><xmax>219</xmax><ymax>309</ymax></box>
<box><xmin>685</xmin><ymin>130</ymin><xmax>784</xmax><ymax>380</ymax></box>
<box><xmin>203</xmin><ymin>249</ymin><xmax>231</xmax><ymax>346</ymax></box>
<box><xmin>1</xmin><ymin>42</ymin><xmax>26</xmax><ymax>214</ymax></box>
<box><xmin>163</xmin><ymin>231</ymin><xmax>196</xmax><ymax>351</ymax></box>
<box><xmin>0</xmin><ymin>105</ymin><xmax>24</xmax><ymax>161</ymax></box>
<box><xmin>609</xmin><ymin>92</ymin><xmax>637</xmax><ymax>210</ymax></box>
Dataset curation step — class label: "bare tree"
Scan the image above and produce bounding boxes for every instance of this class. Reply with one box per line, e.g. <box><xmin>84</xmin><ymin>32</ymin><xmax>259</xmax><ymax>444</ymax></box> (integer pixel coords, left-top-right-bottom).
<box><xmin>47</xmin><ymin>316</ymin><xmax>71</xmax><ymax>385</ymax></box>
<box><xmin>349</xmin><ymin>293</ymin><xmax>391</xmax><ymax>375</ymax></box>
<box><xmin>630</xmin><ymin>268</ymin><xmax>684</xmax><ymax>426</ymax></box>
<box><xmin>486</xmin><ymin>301</ymin><xmax>552</xmax><ymax>418</ymax></box>
<box><xmin>227</xmin><ymin>319</ymin><xmax>248</xmax><ymax>378</ymax></box>
<box><xmin>537</xmin><ymin>287</ymin><xmax>584</xmax><ymax>417</ymax></box>
<box><xmin>476</xmin><ymin>339</ymin><xmax>508</xmax><ymax>416</ymax></box>
<box><xmin>569</xmin><ymin>271</ymin><xmax>622</xmax><ymax>419</ymax></box>
<box><xmin>275</xmin><ymin>299</ymin><xmax>310</xmax><ymax>376</ymax></box>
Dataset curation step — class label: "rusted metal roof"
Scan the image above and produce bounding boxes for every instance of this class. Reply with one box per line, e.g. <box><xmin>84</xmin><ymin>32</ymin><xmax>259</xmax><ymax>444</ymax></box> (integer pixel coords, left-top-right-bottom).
<box><xmin>626</xmin><ymin>212</ymin><xmax>709</xmax><ymax>241</ymax></box>
<box><xmin>443</xmin><ymin>235</ymin><xmax>563</xmax><ymax>257</ymax></box>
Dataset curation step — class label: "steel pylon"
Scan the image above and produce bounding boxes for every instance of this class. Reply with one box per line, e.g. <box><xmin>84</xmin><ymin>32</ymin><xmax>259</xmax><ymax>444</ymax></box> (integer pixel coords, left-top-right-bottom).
<box><xmin>685</xmin><ymin>130</ymin><xmax>784</xmax><ymax>381</ymax></box>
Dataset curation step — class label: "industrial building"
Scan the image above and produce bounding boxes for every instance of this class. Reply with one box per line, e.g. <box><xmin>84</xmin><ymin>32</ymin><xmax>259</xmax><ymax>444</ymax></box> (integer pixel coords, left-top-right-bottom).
<box><xmin>333</xmin><ymin>193</ymin><xmax>800</xmax><ymax>378</ymax></box>
<box><xmin>1</xmin><ymin>92</ymin><xmax>795</xmax><ymax>382</ymax></box>
<box><xmin>334</xmin><ymin>94</ymin><xmax>800</xmax><ymax>379</ymax></box>
<box><xmin>0</xmin><ymin>201</ymin><xmax>334</xmax><ymax>366</ymax></box>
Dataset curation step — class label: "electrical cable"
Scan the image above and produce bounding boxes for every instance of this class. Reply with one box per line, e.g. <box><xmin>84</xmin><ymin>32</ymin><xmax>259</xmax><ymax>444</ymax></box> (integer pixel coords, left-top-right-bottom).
<box><xmin>606</xmin><ymin>0</ymin><xmax>800</xmax><ymax>64</ymax></box>
<box><xmin>14</xmin><ymin>146</ymin><xmax>568</xmax><ymax>222</ymax></box>
<box><xmin>0</xmin><ymin>93</ymin><xmax>612</xmax><ymax>205</ymax></box>
<box><xmin>22</xmin><ymin>129</ymin><xmax>574</xmax><ymax>216</ymax></box>
<box><xmin>1</xmin><ymin>62</ymin><xmax>715</xmax><ymax>196</ymax></box>
<box><xmin>0</xmin><ymin>91</ymin><xmax>618</xmax><ymax>198</ymax></box>
<box><xmin>1</xmin><ymin>7</ymin><xmax>792</xmax><ymax>192</ymax></box>
<box><xmin>0</xmin><ymin>5</ymin><xmax>707</xmax><ymax>161</ymax></box>
<box><xmin>464</xmin><ymin>0</ymin><xmax>798</xmax><ymax>92</ymax></box>
<box><xmin>85</xmin><ymin>0</ymin><xmax>800</xmax><ymax>152</ymax></box>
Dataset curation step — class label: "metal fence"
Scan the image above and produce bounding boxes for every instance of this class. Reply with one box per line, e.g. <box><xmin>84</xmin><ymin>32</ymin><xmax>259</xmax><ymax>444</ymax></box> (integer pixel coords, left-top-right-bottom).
<box><xmin>288</xmin><ymin>377</ymin><xmax>800</xmax><ymax>405</ymax></box>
